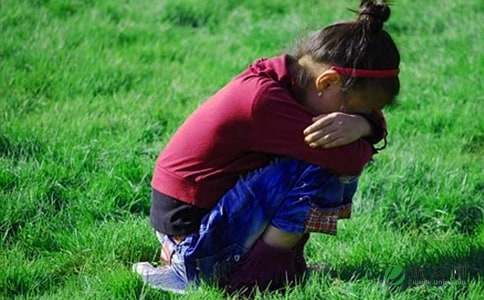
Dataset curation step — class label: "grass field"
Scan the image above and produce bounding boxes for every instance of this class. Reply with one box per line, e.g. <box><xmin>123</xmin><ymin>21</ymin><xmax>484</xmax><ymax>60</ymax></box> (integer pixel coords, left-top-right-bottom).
<box><xmin>1</xmin><ymin>0</ymin><xmax>483</xmax><ymax>299</ymax></box>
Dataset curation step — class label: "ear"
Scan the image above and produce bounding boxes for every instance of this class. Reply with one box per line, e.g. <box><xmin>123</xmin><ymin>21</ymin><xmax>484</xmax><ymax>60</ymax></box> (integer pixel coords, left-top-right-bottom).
<box><xmin>315</xmin><ymin>69</ymin><xmax>341</xmax><ymax>92</ymax></box>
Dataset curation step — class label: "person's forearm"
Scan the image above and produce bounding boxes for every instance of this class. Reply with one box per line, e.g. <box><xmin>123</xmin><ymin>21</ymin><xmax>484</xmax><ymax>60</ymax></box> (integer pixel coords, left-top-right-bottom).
<box><xmin>304</xmin><ymin>112</ymin><xmax>373</xmax><ymax>149</ymax></box>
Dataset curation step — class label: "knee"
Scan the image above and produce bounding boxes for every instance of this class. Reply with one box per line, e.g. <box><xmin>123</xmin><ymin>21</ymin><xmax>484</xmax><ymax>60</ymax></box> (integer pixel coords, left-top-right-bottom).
<box><xmin>262</xmin><ymin>225</ymin><xmax>304</xmax><ymax>249</ymax></box>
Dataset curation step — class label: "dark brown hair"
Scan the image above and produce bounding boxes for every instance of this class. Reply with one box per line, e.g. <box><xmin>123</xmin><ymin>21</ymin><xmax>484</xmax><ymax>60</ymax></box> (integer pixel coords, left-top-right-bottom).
<box><xmin>291</xmin><ymin>0</ymin><xmax>400</xmax><ymax>104</ymax></box>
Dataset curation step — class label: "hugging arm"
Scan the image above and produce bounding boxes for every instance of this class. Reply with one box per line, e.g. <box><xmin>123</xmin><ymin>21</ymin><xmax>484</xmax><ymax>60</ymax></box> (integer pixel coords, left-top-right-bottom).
<box><xmin>303</xmin><ymin>110</ymin><xmax>387</xmax><ymax>151</ymax></box>
<box><xmin>249</xmin><ymin>83</ymin><xmax>373</xmax><ymax>176</ymax></box>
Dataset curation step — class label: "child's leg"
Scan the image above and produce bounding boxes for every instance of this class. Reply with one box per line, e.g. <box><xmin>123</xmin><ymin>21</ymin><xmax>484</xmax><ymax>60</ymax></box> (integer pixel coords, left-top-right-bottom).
<box><xmin>225</xmin><ymin>164</ymin><xmax>358</xmax><ymax>292</ymax></box>
<box><xmin>187</xmin><ymin>157</ymin><xmax>357</xmax><ymax>282</ymax></box>
<box><xmin>225</xmin><ymin>232</ymin><xmax>310</xmax><ymax>294</ymax></box>
<box><xmin>223</xmin><ymin>223</ymin><xmax>309</xmax><ymax>293</ymax></box>
<box><xmin>135</xmin><ymin>157</ymin><xmax>306</xmax><ymax>293</ymax></box>
<box><xmin>262</xmin><ymin>225</ymin><xmax>304</xmax><ymax>249</ymax></box>
<box><xmin>136</xmin><ymin>157</ymin><xmax>356</xmax><ymax>293</ymax></box>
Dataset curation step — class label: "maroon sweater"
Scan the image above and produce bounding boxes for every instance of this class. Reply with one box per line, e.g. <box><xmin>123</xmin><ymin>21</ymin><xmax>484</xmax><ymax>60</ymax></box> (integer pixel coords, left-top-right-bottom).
<box><xmin>151</xmin><ymin>55</ymin><xmax>375</xmax><ymax>209</ymax></box>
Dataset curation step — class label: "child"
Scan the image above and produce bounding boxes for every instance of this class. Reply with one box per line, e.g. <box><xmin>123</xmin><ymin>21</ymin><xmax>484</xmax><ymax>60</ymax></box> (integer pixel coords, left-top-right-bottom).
<box><xmin>134</xmin><ymin>0</ymin><xmax>399</xmax><ymax>294</ymax></box>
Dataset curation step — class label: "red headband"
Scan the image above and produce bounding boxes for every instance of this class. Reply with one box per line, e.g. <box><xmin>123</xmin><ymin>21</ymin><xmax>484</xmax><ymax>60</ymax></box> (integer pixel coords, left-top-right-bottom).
<box><xmin>332</xmin><ymin>66</ymin><xmax>399</xmax><ymax>78</ymax></box>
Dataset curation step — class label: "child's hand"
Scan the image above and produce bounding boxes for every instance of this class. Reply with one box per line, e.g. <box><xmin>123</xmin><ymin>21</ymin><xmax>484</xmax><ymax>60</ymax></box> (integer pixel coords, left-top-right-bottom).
<box><xmin>303</xmin><ymin>112</ymin><xmax>372</xmax><ymax>148</ymax></box>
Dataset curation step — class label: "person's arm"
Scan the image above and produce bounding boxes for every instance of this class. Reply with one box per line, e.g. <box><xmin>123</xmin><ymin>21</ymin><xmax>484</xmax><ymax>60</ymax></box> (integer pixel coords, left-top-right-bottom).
<box><xmin>249</xmin><ymin>82</ymin><xmax>373</xmax><ymax>176</ymax></box>
<box><xmin>303</xmin><ymin>110</ymin><xmax>387</xmax><ymax>151</ymax></box>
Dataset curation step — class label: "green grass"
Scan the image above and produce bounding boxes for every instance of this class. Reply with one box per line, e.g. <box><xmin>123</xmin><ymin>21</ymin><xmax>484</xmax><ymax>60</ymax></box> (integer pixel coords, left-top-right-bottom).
<box><xmin>1</xmin><ymin>0</ymin><xmax>483</xmax><ymax>299</ymax></box>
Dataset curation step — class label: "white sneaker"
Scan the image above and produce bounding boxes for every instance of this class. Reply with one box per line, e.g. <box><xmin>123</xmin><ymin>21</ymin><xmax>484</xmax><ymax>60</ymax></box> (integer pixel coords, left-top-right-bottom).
<box><xmin>132</xmin><ymin>262</ymin><xmax>187</xmax><ymax>294</ymax></box>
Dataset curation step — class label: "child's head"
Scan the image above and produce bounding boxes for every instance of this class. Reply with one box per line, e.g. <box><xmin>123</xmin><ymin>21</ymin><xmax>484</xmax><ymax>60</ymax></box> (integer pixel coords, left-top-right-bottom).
<box><xmin>290</xmin><ymin>0</ymin><xmax>400</xmax><ymax>114</ymax></box>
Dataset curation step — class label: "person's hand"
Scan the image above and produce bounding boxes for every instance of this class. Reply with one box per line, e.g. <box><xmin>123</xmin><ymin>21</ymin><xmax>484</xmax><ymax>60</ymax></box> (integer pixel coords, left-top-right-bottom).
<box><xmin>303</xmin><ymin>112</ymin><xmax>372</xmax><ymax>148</ymax></box>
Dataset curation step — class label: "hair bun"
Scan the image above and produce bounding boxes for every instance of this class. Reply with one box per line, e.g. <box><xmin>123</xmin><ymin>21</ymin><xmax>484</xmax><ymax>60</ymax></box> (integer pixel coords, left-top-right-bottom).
<box><xmin>358</xmin><ymin>0</ymin><xmax>391</xmax><ymax>32</ymax></box>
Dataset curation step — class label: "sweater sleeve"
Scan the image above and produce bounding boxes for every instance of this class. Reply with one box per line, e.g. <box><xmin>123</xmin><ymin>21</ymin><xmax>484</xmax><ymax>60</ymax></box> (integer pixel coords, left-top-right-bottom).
<box><xmin>358</xmin><ymin>110</ymin><xmax>388</xmax><ymax>150</ymax></box>
<box><xmin>249</xmin><ymin>82</ymin><xmax>373</xmax><ymax>176</ymax></box>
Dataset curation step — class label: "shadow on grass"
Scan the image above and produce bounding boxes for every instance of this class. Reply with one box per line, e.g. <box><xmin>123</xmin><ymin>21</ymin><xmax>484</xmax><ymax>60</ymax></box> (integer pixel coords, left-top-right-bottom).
<box><xmin>310</xmin><ymin>247</ymin><xmax>483</xmax><ymax>290</ymax></box>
